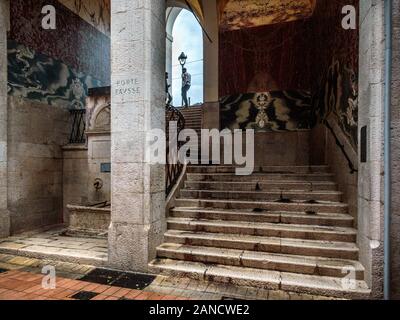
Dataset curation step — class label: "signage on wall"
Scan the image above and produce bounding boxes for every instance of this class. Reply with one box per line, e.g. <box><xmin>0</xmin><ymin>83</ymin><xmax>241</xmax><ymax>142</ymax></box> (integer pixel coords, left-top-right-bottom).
<box><xmin>113</xmin><ymin>77</ymin><xmax>142</xmax><ymax>103</ymax></box>
<box><xmin>360</xmin><ymin>126</ymin><xmax>368</xmax><ymax>163</ymax></box>
<box><xmin>101</xmin><ymin>163</ymin><xmax>111</xmax><ymax>173</ymax></box>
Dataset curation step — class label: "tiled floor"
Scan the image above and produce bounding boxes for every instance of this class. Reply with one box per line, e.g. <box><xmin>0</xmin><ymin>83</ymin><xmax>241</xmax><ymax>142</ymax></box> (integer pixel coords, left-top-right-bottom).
<box><xmin>0</xmin><ymin>252</ymin><xmax>338</xmax><ymax>300</ymax></box>
<box><xmin>0</xmin><ymin>230</ymin><xmax>339</xmax><ymax>301</ymax></box>
<box><xmin>0</xmin><ymin>270</ymin><xmax>188</xmax><ymax>300</ymax></box>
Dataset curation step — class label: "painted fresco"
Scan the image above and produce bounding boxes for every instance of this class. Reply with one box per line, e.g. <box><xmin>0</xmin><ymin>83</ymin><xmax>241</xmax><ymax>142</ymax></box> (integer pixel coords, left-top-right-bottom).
<box><xmin>313</xmin><ymin>59</ymin><xmax>358</xmax><ymax>149</ymax></box>
<box><xmin>57</xmin><ymin>0</ymin><xmax>111</xmax><ymax>36</ymax></box>
<box><xmin>8</xmin><ymin>41</ymin><xmax>102</xmax><ymax>109</ymax></box>
<box><xmin>219</xmin><ymin>19</ymin><xmax>313</xmax><ymax>97</ymax></box>
<box><xmin>218</xmin><ymin>0</ymin><xmax>316</xmax><ymax>31</ymax></box>
<box><xmin>220</xmin><ymin>91</ymin><xmax>313</xmax><ymax>132</ymax></box>
<box><xmin>10</xmin><ymin>0</ymin><xmax>110</xmax><ymax>84</ymax></box>
<box><xmin>310</xmin><ymin>0</ymin><xmax>359</xmax><ymax>149</ymax></box>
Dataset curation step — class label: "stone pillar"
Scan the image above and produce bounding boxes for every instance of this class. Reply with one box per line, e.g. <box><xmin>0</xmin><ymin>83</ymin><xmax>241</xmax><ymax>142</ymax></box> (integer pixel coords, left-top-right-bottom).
<box><xmin>390</xmin><ymin>0</ymin><xmax>400</xmax><ymax>300</ymax></box>
<box><xmin>0</xmin><ymin>0</ymin><xmax>10</xmax><ymax>238</ymax></box>
<box><xmin>202</xmin><ymin>0</ymin><xmax>220</xmax><ymax>131</ymax></box>
<box><xmin>203</xmin><ymin>0</ymin><xmax>219</xmax><ymax>104</ymax></box>
<box><xmin>358</xmin><ymin>0</ymin><xmax>385</xmax><ymax>298</ymax></box>
<box><xmin>108</xmin><ymin>0</ymin><xmax>166</xmax><ymax>272</ymax></box>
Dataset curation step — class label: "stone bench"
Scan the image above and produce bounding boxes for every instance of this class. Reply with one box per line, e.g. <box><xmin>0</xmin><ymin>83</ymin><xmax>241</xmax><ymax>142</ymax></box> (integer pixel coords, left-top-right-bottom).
<box><xmin>67</xmin><ymin>205</ymin><xmax>111</xmax><ymax>238</ymax></box>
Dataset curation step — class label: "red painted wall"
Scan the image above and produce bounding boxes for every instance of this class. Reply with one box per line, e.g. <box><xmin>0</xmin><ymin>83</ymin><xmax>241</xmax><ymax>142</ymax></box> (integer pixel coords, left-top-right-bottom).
<box><xmin>219</xmin><ymin>19</ymin><xmax>314</xmax><ymax>97</ymax></box>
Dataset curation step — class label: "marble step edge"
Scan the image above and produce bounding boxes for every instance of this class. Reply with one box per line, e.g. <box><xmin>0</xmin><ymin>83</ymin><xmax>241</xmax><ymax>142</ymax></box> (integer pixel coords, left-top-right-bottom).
<box><xmin>169</xmin><ymin>207</ymin><xmax>354</xmax><ymax>227</ymax></box>
<box><xmin>175</xmin><ymin>198</ymin><xmax>349</xmax><ymax>214</ymax></box>
<box><xmin>156</xmin><ymin>243</ymin><xmax>365</xmax><ymax>279</ymax></box>
<box><xmin>167</xmin><ymin>218</ymin><xmax>357</xmax><ymax>242</ymax></box>
<box><xmin>148</xmin><ymin>259</ymin><xmax>370</xmax><ymax>299</ymax></box>
<box><xmin>164</xmin><ymin>230</ymin><xmax>359</xmax><ymax>260</ymax></box>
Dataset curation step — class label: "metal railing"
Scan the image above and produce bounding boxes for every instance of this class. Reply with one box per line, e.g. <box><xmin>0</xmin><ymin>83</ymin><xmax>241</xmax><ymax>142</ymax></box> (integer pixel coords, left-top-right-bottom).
<box><xmin>69</xmin><ymin>109</ymin><xmax>86</xmax><ymax>144</ymax></box>
<box><xmin>323</xmin><ymin>120</ymin><xmax>358</xmax><ymax>174</ymax></box>
<box><xmin>166</xmin><ymin>103</ymin><xmax>185</xmax><ymax>196</ymax></box>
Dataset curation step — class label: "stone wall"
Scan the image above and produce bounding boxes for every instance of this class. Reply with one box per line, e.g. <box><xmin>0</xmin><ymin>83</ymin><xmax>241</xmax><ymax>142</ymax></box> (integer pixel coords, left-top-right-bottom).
<box><xmin>5</xmin><ymin>0</ymin><xmax>110</xmax><ymax>234</ymax></box>
<box><xmin>62</xmin><ymin>145</ymin><xmax>89</xmax><ymax>224</ymax></box>
<box><xmin>391</xmin><ymin>0</ymin><xmax>400</xmax><ymax>300</ymax></box>
<box><xmin>0</xmin><ymin>0</ymin><xmax>10</xmax><ymax>238</ymax></box>
<box><xmin>7</xmin><ymin>97</ymin><xmax>70</xmax><ymax>233</ymax></box>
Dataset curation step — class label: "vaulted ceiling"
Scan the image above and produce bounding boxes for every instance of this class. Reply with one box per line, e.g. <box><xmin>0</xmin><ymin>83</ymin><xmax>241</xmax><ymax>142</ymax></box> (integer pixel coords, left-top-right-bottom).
<box><xmin>218</xmin><ymin>0</ymin><xmax>317</xmax><ymax>31</ymax></box>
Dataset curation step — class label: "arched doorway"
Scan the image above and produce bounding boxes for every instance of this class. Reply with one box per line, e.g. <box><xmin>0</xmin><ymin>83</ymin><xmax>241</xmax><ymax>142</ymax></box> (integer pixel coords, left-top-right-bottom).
<box><xmin>166</xmin><ymin>7</ymin><xmax>203</xmax><ymax>107</ymax></box>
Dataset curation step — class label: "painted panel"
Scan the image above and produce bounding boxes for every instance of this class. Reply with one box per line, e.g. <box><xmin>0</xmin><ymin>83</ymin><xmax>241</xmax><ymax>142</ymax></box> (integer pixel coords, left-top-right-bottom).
<box><xmin>8</xmin><ymin>40</ymin><xmax>102</xmax><ymax>109</ymax></box>
<box><xmin>219</xmin><ymin>0</ymin><xmax>316</xmax><ymax>31</ymax></box>
<box><xmin>219</xmin><ymin>20</ymin><xmax>313</xmax><ymax>97</ymax></box>
<box><xmin>57</xmin><ymin>0</ymin><xmax>110</xmax><ymax>36</ymax></box>
<box><xmin>9</xmin><ymin>0</ymin><xmax>110</xmax><ymax>84</ymax></box>
<box><xmin>220</xmin><ymin>91</ymin><xmax>313</xmax><ymax>131</ymax></box>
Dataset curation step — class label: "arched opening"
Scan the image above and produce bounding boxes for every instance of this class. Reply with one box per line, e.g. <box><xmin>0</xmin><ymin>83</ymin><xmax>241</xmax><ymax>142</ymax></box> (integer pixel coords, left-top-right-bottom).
<box><xmin>166</xmin><ymin>8</ymin><xmax>204</xmax><ymax>107</ymax></box>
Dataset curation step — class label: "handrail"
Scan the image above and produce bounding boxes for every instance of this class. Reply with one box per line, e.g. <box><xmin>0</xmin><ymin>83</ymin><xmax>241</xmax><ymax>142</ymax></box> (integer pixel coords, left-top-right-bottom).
<box><xmin>69</xmin><ymin>109</ymin><xmax>86</xmax><ymax>144</ymax></box>
<box><xmin>323</xmin><ymin>119</ymin><xmax>358</xmax><ymax>174</ymax></box>
<box><xmin>165</xmin><ymin>103</ymin><xmax>186</xmax><ymax>196</ymax></box>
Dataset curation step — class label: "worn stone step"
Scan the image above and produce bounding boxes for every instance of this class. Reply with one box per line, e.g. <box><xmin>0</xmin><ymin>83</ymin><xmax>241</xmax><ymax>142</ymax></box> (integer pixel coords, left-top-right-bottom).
<box><xmin>186</xmin><ymin>173</ymin><xmax>336</xmax><ymax>182</ymax></box>
<box><xmin>184</xmin><ymin>181</ymin><xmax>338</xmax><ymax>192</ymax></box>
<box><xmin>170</xmin><ymin>208</ymin><xmax>354</xmax><ymax>227</ymax></box>
<box><xmin>164</xmin><ymin>230</ymin><xmax>359</xmax><ymax>260</ymax></box>
<box><xmin>156</xmin><ymin>243</ymin><xmax>364</xmax><ymax>280</ymax></box>
<box><xmin>148</xmin><ymin>259</ymin><xmax>370</xmax><ymax>299</ymax></box>
<box><xmin>180</xmin><ymin>189</ymin><xmax>343</xmax><ymax>202</ymax></box>
<box><xmin>187</xmin><ymin>165</ymin><xmax>331</xmax><ymax>174</ymax></box>
<box><xmin>175</xmin><ymin>198</ymin><xmax>349</xmax><ymax>214</ymax></box>
<box><xmin>167</xmin><ymin>218</ymin><xmax>356</xmax><ymax>242</ymax></box>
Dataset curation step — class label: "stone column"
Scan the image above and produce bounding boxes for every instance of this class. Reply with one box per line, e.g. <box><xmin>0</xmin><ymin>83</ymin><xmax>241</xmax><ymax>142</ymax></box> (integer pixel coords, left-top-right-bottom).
<box><xmin>358</xmin><ymin>0</ymin><xmax>385</xmax><ymax>298</ymax></box>
<box><xmin>203</xmin><ymin>0</ymin><xmax>219</xmax><ymax>104</ymax></box>
<box><xmin>0</xmin><ymin>0</ymin><xmax>10</xmax><ymax>238</ymax></box>
<box><xmin>108</xmin><ymin>0</ymin><xmax>166</xmax><ymax>272</ymax></box>
<box><xmin>202</xmin><ymin>0</ymin><xmax>220</xmax><ymax>130</ymax></box>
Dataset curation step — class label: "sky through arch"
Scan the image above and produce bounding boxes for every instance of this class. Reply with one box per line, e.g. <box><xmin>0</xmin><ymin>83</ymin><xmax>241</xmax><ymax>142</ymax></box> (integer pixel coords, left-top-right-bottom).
<box><xmin>172</xmin><ymin>9</ymin><xmax>204</xmax><ymax>106</ymax></box>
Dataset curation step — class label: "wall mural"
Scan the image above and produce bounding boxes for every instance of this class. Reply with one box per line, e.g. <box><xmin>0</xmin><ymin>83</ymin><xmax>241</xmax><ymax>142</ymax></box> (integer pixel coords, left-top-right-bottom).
<box><xmin>57</xmin><ymin>0</ymin><xmax>110</xmax><ymax>36</ymax></box>
<box><xmin>220</xmin><ymin>91</ymin><xmax>313</xmax><ymax>131</ymax></box>
<box><xmin>218</xmin><ymin>0</ymin><xmax>316</xmax><ymax>31</ymax></box>
<box><xmin>309</xmin><ymin>0</ymin><xmax>359</xmax><ymax>149</ymax></box>
<box><xmin>8</xmin><ymin>41</ymin><xmax>102</xmax><ymax>109</ymax></box>
<box><xmin>9</xmin><ymin>0</ymin><xmax>110</xmax><ymax>85</ymax></box>
<box><xmin>219</xmin><ymin>19</ymin><xmax>313</xmax><ymax>97</ymax></box>
<box><xmin>313</xmin><ymin>59</ymin><xmax>358</xmax><ymax>149</ymax></box>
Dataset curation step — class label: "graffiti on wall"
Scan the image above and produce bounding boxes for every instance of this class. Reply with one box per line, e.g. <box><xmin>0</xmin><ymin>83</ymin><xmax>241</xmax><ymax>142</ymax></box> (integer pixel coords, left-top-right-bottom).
<box><xmin>220</xmin><ymin>91</ymin><xmax>313</xmax><ymax>131</ymax></box>
<box><xmin>7</xmin><ymin>41</ymin><xmax>102</xmax><ymax>109</ymax></box>
<box><xmin>313</xmin><ymin>58</ymin><xmax>358</xmax><ymax>149</ymax></box>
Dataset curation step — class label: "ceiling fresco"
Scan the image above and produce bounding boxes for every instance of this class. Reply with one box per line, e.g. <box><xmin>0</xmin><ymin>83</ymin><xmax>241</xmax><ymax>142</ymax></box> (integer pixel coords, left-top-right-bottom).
<box><xmin>57</xmin><ymin>0</ymin><xmax>110</xmax><ymax>35</ymax></box>
<box><xmin>218</xmin><ymin>0</ymin><xmax>316</xmax><ymax>30</ymax></box>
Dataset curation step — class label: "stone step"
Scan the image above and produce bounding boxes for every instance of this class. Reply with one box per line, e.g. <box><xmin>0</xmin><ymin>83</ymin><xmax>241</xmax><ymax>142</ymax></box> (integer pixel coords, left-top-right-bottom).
<box><xmin>187</xmin><ymin>165</ymin><xmax>331</xmax><ymax>174</ymax></box>
<box><xmin>167</xmin><ymin>218</ymin><xmax>356</xmax><ymax>242</ymax></box>
<box><xmin>156</xmin><ymin>243</ymin><xmax>364</xmax><ymax>280</ymax></box>
<box><xmin>184</xmin><ymin>181</ymin><xmax>338</xmax><ymax>192</ymax></box>
<box><xmin>148</xmin><ymin>259</ymin><xmax>370</xmax><ymax>299</ymax></box>
<box><xmin>180</xmin><ymin>189</ymin><xmax>343</xmax><ymax>202</ymax></box>
<box><xmin>186</xmin><ymin>173</ymin><xmax>336</xmax><ymax>182</ymax></box>
<box><xmin>164</xmin><ymin>230</ymin><xmax>359</xmax><ymax>259</ymax></box>
<box><xmin>170</xmin><ymin>208</ymin><xmax>354</xmax><ymax>227</ymax></box>
<box><xmin>175</xmin><ymin>198</ymin><xmax>349</xmax><ymax>214</ymax></box>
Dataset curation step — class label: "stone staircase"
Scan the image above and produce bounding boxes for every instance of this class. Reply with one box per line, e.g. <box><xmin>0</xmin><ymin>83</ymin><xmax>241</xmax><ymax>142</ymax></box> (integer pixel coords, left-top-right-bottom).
<box><xmin>178</xmin><ymin>107</ymin><xmax>203</xmax><ymax>160</ymax></box>
<box><xmin>150</xmin><ymin>165</ymin><xmax>370</xmax><ymax>299</ymax></box>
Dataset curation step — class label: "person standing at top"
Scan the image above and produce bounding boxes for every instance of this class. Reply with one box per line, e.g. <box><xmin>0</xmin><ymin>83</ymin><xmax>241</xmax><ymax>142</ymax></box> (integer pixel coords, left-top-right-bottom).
<box><xmin>181</xmin><ymin>68</ymin><xmax>191</xmax><ymax>108</ymax></box>
<box><xmin>165</xmin><ymin>72</ymin><xmax>172</xmax><ymax>105</ymax></box>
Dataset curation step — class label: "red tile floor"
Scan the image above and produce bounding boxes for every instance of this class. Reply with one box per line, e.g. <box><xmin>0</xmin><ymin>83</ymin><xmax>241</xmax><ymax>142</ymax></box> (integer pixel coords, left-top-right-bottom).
<box><xmin>0</xmin><ymin>270</ymin><xmax>189</xmax><ymax>300</ymax></box>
